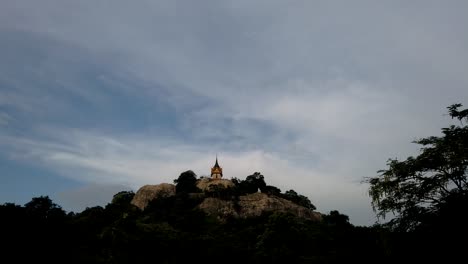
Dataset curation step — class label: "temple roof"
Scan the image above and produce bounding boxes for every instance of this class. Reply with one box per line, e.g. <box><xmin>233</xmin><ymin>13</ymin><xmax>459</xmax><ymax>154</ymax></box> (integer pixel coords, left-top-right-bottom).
<box><xmin>213</xmin><ymin>156</ymin><xmax>221</xmax><ymax>168</ymax></box>
<box><xmin>211</xmin><ymin>156</ymin><xmax>223</xmax><ymax>178</ymax></box>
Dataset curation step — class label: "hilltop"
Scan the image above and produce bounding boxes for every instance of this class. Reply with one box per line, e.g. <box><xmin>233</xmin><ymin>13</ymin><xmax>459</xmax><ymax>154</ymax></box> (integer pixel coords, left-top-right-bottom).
<box><xmin>131</xmin><ymin>176</ymin><xmax>322</xmax><ymax>222</ymax></box>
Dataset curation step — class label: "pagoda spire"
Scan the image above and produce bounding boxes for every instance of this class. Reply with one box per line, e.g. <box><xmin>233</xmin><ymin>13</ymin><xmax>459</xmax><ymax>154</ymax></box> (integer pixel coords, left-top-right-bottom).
<box><xmin>211</xmin><ymin>154</ymin><xmax>223</xmax><ymax>179</ymax></box>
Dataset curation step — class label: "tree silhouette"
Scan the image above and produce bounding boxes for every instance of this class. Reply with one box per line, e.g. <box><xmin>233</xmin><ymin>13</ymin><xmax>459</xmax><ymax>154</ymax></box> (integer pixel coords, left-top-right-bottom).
<box><xmin>174</xmin><ymin>170</ymin><xmax>200</xmax><ymax>193</ymax></box>
<box><xmin>283</xmin><ymin>190</ymin><xmax>316</xmax><ymax>210</ymax></box>
<box><xmin>367</xmin><ymin>104</ymin><xmax>468</xmax><ymax>231</ymax></box>
<box><xmin>24</xmin><ymin>195</ymin><xmax>65</xmax><ymax>220</ymax></box>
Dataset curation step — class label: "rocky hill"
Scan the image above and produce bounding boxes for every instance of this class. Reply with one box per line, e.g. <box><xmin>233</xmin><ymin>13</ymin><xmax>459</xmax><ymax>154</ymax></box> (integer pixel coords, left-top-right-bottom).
<box><xmin>131</xmin><ymin>180</ymin><xmax>321</xmax><ymax>222</ymax></box>
<box><xmin>196</xmin><ymin>178</ymin><xmax>235</xmax><ymax>191</ymax></box>
<box><xmin>131</xmin><ymin>183</ymin><xmax>175</xmax><ymax>209</ymax></box>
<box><xmin>198</xmin><ymin>192</ymin><xmax>321</xmax><ymax>221</ymax></box>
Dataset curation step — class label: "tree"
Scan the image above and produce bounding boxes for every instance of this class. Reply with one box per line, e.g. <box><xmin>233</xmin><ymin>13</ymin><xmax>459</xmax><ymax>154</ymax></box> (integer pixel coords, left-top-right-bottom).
<box><xmin>367</xmin><ymin>104</ymin><xmax>468</xmax><ymax>231</ymax></box>
<box><xmin>323</xmin><ymin>210</ymin><xmax>351</xmax><ymax>227</ymax></box>
<box><xmin>232</xmin><ymin>172</ymin><xmax>267</xmax><ymax>195</ymax></box>
<box><xmin>245</xmin><ymin>172</ymin><xmax>267</xmax><ymax>193</ymax></box>
<box><xmin>111</xmin><ymin>191</ymin><xmax>135</xmax><ymax>205</ymax></box>
<box><xmin>283</xmin><ymin>190</ymin><xmax>316</xmax><ymax>210</ymax></box>
<box><xmin>24</xmin><ymin>196</ymin><xmax>65</xmax><ymax>220</ymax></box>
<box><xmin>174</xmin><ymin>170</ymin><xmax>200</xmax><ymax>193</ymax></box>
<box><xmin>255</xmin><ymin>213</ymin><xmax>308</xmax><ymax>263</ymax></box>
<box><xmin>263</xmin><ymin>185</ymin><xmax>281</xmax><ymax>196</ymax></box>
<box><xmin>106</xmin><ymin>191</ymin><xmax>137</xmax><ymax>219</ymax></box>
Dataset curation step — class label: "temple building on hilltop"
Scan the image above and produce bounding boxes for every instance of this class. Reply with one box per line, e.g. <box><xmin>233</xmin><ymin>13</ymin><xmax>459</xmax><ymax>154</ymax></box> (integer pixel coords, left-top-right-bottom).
<box><xmin>211</xmin><ymin>156</ymin><xmax>223</xmax><ymax>179</ymax></box>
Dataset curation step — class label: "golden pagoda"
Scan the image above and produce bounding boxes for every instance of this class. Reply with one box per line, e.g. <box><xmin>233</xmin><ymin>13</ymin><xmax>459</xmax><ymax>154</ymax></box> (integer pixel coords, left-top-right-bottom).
<box><xmin>211</xmin><ymin>156</ymin><xmax>223</xmax><ymax>179</ymax></box>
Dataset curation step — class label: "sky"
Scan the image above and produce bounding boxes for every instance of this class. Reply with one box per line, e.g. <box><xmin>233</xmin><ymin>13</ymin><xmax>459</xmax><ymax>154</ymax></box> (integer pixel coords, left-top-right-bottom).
<box><xmin>1</xmin><ymin>0</ymin><xmax>468</xmax><ymax>226</ymax></box>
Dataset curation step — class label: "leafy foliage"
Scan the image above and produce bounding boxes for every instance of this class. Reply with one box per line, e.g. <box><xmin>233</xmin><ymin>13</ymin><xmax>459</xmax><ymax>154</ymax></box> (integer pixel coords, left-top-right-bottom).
<box><xmin>0</xmin><ymin>192</ymin><xmax>413</xmax><ymax>262</ymax></box>
<box><xmin>174</xmin><ymin>170</ymin><xmax>201</xmax><ymax>193</ymax></box>
<box><xmin>232</xmin><ymin>172</ymin><xmax>267</xmax><ymax>194</ymax></box>
<box><xmin>282</xmin><ymin>190</ymin><xmax>317</xmax><ymax>210</ymax></box>
<box><xmin>323</xmin><ymin>210</ymin><xmax>352</xmax><ymax>227</ymax></box>
<box><xmin>24</xmin><ymin>195</ymin><xmax>66</xmax><ymax>220</ymax></box>
<box><xmin>262</xmin><ymin>185</ymin><xmax>282</xmax><ymax>195</ymax></box>
<box><xmin>111</xmin><ymin>191</ymin><xmax>135</xmax><ymax>205</ymax></box>
<box><xmin>367</xmin><ymin>104</ymin><xmax>468</xmax><ymax>231</ymax></box>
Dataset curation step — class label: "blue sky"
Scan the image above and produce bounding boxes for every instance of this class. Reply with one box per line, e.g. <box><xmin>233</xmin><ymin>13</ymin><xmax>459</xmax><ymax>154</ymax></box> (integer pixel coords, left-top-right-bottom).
<box><xmin>1</xmin><ymin>0</ymin><xmax>468</xmax><ymax>225</ymax></box>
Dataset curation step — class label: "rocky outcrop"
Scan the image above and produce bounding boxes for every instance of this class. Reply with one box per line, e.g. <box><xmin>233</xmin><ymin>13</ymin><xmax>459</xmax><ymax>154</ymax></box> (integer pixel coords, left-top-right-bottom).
<box><xmin>196</xmin><ymin>178</ymin><xmax>235</xmax><ymax>192</ymax></box>
<box><xmin>132</xmin><ymin>180</ymin><xmax>321</xmax><ymax>222</ymax></box>
<box><xmin>198</xmin><ymin>192</ymin><xmax>322</xmax><ymax>221</ymax></box>
<box><xmin>131</xmin><ymin>183</ymin><xmax>176</xmax><ymax>210</ymax></box>
<box><xmin>239</xmin><ymin>193</ymin><xmax>321</xmax><ymax>220</ymax></box>
<box><xmin>197</xmin><ymin>197</ymin><xmax>238</xmax><ymax>218</ymax></box>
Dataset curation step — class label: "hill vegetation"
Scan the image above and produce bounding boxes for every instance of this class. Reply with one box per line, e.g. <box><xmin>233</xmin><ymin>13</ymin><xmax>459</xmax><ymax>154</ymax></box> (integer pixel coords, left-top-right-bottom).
<box><xmin>0</xmin><ymin>172</ymin><xmax>380</xmax><ymax>263</ymax></box>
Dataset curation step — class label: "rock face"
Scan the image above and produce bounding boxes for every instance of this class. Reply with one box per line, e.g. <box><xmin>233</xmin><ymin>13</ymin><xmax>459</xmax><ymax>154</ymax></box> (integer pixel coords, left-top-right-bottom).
<box><xmin>198</xmin><ymin>193</ymin><xmax>322</xmax><ymax>222</ymax></box>
<box><xmin>132</xmin><ymin>180</ymin><xmax>321</xmax><ymax>222</ymax></box>
<box><xmin>196</xmin><ymin>178</ymin><xmax>235</xmax><ymax>192</ymax></box>
<box><xmin>131</xmin><ymin>183</ymin><xmax>176</xmax><ymax>210</ymax></box>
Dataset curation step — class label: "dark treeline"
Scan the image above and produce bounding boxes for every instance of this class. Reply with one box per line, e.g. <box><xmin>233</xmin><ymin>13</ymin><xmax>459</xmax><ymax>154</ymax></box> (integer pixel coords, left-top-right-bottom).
<box><xmin>1</xmin><ymin>104</ymin><xmax>467</xmax><ymax>263</ymax></box>
<box><xmin>0</xmin><ymin>187</ymin><xmax>385</xmax><ymax>263</ymax></box>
